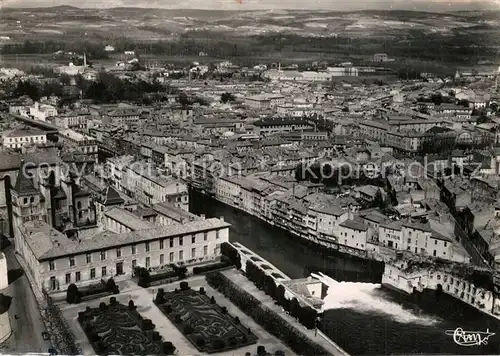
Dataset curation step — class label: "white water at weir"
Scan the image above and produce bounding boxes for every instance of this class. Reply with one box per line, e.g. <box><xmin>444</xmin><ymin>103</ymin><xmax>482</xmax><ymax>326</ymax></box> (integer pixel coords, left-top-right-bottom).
<box><xmin>311</xmin><ymin>272</ymin><xmax>440</xmax><ymax>326</ymax></box>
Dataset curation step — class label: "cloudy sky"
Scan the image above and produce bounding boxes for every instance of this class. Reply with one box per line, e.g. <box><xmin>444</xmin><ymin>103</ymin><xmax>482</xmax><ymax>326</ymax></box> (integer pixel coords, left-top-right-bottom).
<box><xmin>0</xmin><ymin>0</ymin><xmax>498</xmax><ymax>10</ymax></box>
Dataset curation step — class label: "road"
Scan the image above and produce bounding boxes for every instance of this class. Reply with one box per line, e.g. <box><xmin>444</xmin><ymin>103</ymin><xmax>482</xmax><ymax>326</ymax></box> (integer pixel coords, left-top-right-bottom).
<box><xmin>0</xmin><ymin>245</ymin><xmax>50</xmax><ymax>353</ymax></box>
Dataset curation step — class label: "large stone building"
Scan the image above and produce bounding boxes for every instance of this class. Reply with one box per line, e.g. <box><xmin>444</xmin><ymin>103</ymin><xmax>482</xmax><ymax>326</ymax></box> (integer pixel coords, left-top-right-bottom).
<box><xmin>17</xmin><ymin>215</ymin><xmax>229</xmax><ymax>293</ymax></box>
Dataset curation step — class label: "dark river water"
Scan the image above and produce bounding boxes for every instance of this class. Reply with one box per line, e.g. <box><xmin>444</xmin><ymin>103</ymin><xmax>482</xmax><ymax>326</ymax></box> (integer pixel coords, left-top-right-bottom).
<box><xmin>190</xmin><ymin>190</ymin><xmax>500</xmax><ymax>355</ymax></box>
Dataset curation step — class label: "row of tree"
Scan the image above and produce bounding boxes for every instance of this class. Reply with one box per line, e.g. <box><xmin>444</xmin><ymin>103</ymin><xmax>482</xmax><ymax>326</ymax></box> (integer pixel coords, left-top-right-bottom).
<box><xmin>245</xmin><ymin>261</ymin><xmax>318</xmax><ymax>330</ymax></box>
<box><xmin>206</xmin><ymin>272</ymin><xmax>328</xmax><ymax>356</ymax></box>
<box><xmin>1</xmin><ymin>40</ymin><xmax>109</xmax><ymax>59</ymax></box>
<box><xmin>9</xmin><ymin>72</ymin><xmax>179</xmax><ymax>105</ymax></box>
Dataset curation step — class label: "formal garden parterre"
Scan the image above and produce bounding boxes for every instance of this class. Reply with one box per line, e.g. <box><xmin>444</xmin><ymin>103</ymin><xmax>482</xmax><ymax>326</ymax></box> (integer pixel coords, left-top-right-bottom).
<box><xmin>154</xmin><ymin>281</ymin><xmax>258</xmax><ymax>353</ymax></box>
<box><xmin>77</xmin><ymin>297</ymin><xmax>176</xmax><ymax>355</ymax></box>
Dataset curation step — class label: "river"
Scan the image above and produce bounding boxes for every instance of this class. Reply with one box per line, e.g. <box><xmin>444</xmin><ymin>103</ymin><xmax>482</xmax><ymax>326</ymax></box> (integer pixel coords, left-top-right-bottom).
<box><xmin>190</xmin><ymin>190</ymin><xmax>500</xmax><ymax>355</ymax></box>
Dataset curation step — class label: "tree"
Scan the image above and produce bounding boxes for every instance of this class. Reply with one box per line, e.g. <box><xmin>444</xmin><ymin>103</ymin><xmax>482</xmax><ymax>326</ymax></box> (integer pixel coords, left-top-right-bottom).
<box><xmin>221</xmin><ymin>92</ymin><xmax>235</xmax><ymax>103</ymax></box>
<box><xmin>66</xmin><ymin>284</ymin><xmax>80</xmax><ymax>304</ymax></box>
<box><xmin>177</xmin><ymin>92</ymin><xmax>191</xmax><ymax>107</ymax></box>
<box><xmin>373</xmin><ymin>189</ymin><xmax>387</xmax><ymax>210</ymax></box>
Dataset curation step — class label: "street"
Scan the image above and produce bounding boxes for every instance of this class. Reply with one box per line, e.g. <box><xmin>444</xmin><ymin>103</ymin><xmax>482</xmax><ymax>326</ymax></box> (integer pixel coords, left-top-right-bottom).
<box><xmin>0</xmin><ymin>245</ymin><xmax>50</xmax><ymax>353</ymax></box>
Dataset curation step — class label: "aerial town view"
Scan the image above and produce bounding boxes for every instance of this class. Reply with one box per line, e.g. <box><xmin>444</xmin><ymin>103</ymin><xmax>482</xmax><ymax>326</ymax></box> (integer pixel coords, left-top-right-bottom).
<box><xmin>1</xmin><ymin>0</ymin><xmax>500</xmax><ymax>355</ymax></box>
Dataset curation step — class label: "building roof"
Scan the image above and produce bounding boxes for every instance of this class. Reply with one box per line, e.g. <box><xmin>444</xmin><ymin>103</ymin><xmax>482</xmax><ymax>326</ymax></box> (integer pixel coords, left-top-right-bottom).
<box><xmin>3</xmin><ymin>128</ymin><xmax>45</xmax><ymax>138</ymax></box>
<box><xmin>254</xmin><ymin>117</ymin><xmax>311</xmax><ymax>127</ymax></box>
<box><xmin>152</xmin><ymin>202</ymin><xmax>200</xmax><ymax>223</ymax></box>
<box><xmin>101</xmin><ymin>186</ymin><xmax>125</xmax><ymax>206</ymax></box>
<box><xmin>23</xmin><ymin>218</ymin><xmax>230</xmax><ymax>261</ymax></box>
<box><xmin>104</xmin><ymin>207</ymin><xmax>156</xmax><ymax>231</ymax></box>
<box><xmin>13</xmin><ymin>162</ymin><xmax>38</xmax><ymax>196</ymax></box>
<box><xmin>340</xmin><ymin>219</ymin><xmax>369</xmax><ymax>232</ymax></box>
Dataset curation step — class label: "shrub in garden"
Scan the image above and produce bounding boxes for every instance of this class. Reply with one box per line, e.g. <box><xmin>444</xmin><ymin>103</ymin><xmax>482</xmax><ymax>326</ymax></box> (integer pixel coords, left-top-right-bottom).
<box><xmin>141</xmin><ymin>319</ymin><xmax>154</xmax><ymax>331</ymax></box>
<box><xmin>174</xmin><ymin>314</ymin><xmax>182</xmax><ymax>324</ymax></box>
<box><xmin>77</xmin><ymin>312</ymin><xmax>86</xmax><ymax>322</ymax></box>
<box><xmin>234</xmin><ymin>316</ymin><xmax>240</xmax><ymax>324</ymax></box>
<box><xmin>180</xmin><ymin>281</ymin><xmax>189</xmax><ymax>290</ymax></box>
<box><xmin>95</xmin><ymin>340</ymin><xmax>106</xmax><ymax>353</ymax></box>
<box><xmin>275</xmin><ymin>350</ymin><xmax>285</xmax><ymax>356</ymax></box>
<box><xmin>153</xmin><ymin>332</ymin><xmax>162</xmax><ymax>342</ymax></box>
<box><xmin>89</xmin><ymin>332</ymin><xmax>100</xmax><ymax>342</ymax></box>
<box><xmin>199</xmin><ymin>287</ymin><xmax>205</xmax><ymax>294</ymax></box>
<box><xmin>110</xmin><ymin>297</ymin><xmax>117</xmax><ymax>305</ymax></box>
<box><xmin>221</xmin><ymin>242</ymin><xmax>242</xmax><ymax>269</ymax></box>
<box><xmin>196</xmin><ymin>338</ymin><xmax>205</xmax><ymax>347</ymax></box>
<box><xmin>136</xmin><ymin>267</ymin><xmax>150</xmax><ymax>288</ymax></box>
<box><xmin>156</xmin><ymin>289</ymin><xmax>165</xmax><ymax>304</ymax></box>
<box><xmin>257</xmin><ymin>345</ymin><xmax>267</xmax><ymax>356</ymax></box>
<box><xmin>177</xmin><ymin>266</ymin><xmax>187</xmax><ymax>279</ymax></box>
<box><xmin>210</xmin><ymin>296</ymin><xmax>216</xmax><ymax>304</ymax></box>
<box><xmin>99</xmin><ymin>302</ymin><xmax>107</xmax><ymax>311</ymax></box>
<box><xmin>164</xmin><ymin>304</ymin><xmax>173</xmax><ymax>314</ymax></box>
<box><xmin>221</xmin><ymin>306</ymin><xmax>228</xmax><ymax>314</ymax></box>
<box><xmin>66</xmin><ymin>284</ymin><xmax>80</xmax><ymax>304</ymax></box>
<box><xmin>183</xmin><ymin>324</ymin><xmax>194</xmax><ymax>335</ymax></box>
<box><xmin>228</xmin><ymin>336</ymin><xmax>237</xmax><ymax>347</ymax></box>
<box><xmin>107</xmin><ymin>278</ymin><xmax>119</xmax><ymax>294</ymax></box>
<box><xmin>245</xmin><ymin>353</ymin><xmax>251</xmax><ymax>356</ymax></box>
<box><xmin>212</xmin><ymin>339</ymin><xmax>225</xmax><ymax>350</ymax></box>
<box><xmin>128</xmin><ymin>300</ymin><xmax>135</xmax><ymax>310</ymax></box>
<box><xmin>162</xmin><ymin>342</ymin><xmax>176</xmax><ymax>355</ymax></box>
<box><xmin>205</xmin><ymin>272</ymin><xmax>329</xmax><ymax>356</ymax></box>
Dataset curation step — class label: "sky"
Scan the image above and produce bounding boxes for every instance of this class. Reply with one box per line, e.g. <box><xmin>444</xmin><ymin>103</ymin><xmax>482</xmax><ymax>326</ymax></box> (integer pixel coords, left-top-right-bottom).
<box><xmin>0</xmin><ymin>0</ymin><xmax>499</xmax><ymax>11</ymax></box>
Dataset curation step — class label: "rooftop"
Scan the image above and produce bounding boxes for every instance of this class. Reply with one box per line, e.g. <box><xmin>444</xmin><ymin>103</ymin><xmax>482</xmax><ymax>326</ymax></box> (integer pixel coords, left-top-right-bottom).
<box><xmin>24</xmin><ymin>218</ymin><xmax>230</xmax><ymax>261</ymax></box>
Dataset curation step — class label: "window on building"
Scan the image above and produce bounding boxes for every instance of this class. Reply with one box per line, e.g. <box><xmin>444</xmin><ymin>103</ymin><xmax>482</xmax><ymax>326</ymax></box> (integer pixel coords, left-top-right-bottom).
<box><xmin>204</xmin><ymin>245</ymin><xmax>208</xmax><ymax>256</ymax></box>
<box><xmin>65</xmin><ymin>273</ymin><xmax>71</xmax><ymax>284</ymax></box>
<box><xmin>444</xmin><ymin>241</ymin><xmax>447</xmax><ymax>247</ymax></box>
<box><xmin>69</xmin><ymin>256</ymin><xmax>75</xmax><ymax>267</ymax></box>
<box><xmin>192</xmin><ymin>235</ymin><xmax>196</xmax><ymax>244</ymax></box>
<box><xmin>86</xmin><ymin>253</ymin><xmax>91</xmax><ymax>263</ymax></box>
<box><xmin>49</xmin><ymin>260</ymin><xmax>55</xmax><ymax>271</ymax></box>
<box><xmin>75</xmin><ymin>271</ymin><xmax>81</xmax><ymax>282</ymax></box>
<box><xmin>131</xmin><ymin>245</ymin><xmax>136</xmax><ymax>255</ymax></box>
<box><xmin>23</xmin><ymin>197</ymin><xmax>28</xmax><ymax>204</ymax></box>
<box><xmin>179</xmin><ymin>250</ymin><xmax>184</xmax><ymax>261</ymax></box>
<box><xmin>407</xmin><ymin>238</ymin><xmax>411</xmax><ymax>244</ymax></box>
<box><xmin>100</xmin><ymin>251</ymin><xmax>106</xmax><ymax>260</ymax></box>
<box><xmin>435</xmin><ymin>240</ymin><xmax>438</xmax><ymax>245</ymax></box>
<box><xmin>146</xmin><ymin>257</ymin><xmax>150</xmax><ymax>268</ymax></box>
<box><xmin>102</xmin><ymin>266</ymin><xmax>107</xmax><ymax>277</ymax></box>
<box><xmin>169</xmin><ymin>238</ymin><xmax>174</xmax><ymax>248</ymax></box>
<box><xmin>179</xmin><ymin>237</ymin><xmax>183</xmax><ymax>246</ymax></box>
<box><xmin>116</xmin><ymin>247</ymin><xmax>121</xmax><ymax>258</ymax></box>
<box><xmin>132</xmin><ymin>260</ymin><xmax>137</xmax><ymax>270</ymax></box>
<box><xmin>145</xmin><ymin>242</ymin><xmax>150</xmax><ymax>252</ymax></box>
<box><xmin>160</xmin><ymin>239</ymin><xmax>164</xmax><ymax>249</ymax></box>
<box><xmin>204</xmin><ymin>232</ymin><xmax>208</xmax><ymax>241</ymax></box>
<box><xmin>191</xmin><ymin>248</ymin><xmax>196</xmax><ymax>258</ymax></box>
<box><xmin>160</xmin><ymin>254</ymin><xmax>164</xmax><ymax>265</ymax></box>
<box><xmin>216</xmin><ymin>230</ymin><xmax>220</xmax><ymax>239</ymax></box>
<box><xmin>169</xmin><ymin>252</ymin><xmax>174</xmax><ymax>263</ymax></box>
<box><xmin>90</xmin><ymin>268</ymin><xmax>96</xmax><ymax>279</ymax></box>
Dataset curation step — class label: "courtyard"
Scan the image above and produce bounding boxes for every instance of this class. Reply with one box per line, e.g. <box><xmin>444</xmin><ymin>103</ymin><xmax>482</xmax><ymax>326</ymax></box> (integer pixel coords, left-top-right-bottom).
<box><xmin>77</xmin><ymin>299</ymin><xmax>164</xmax><ymax>355</ymax></box>
<box><xmin>58</xmin><ymin>275</ymin><xmax>295</xmax><ymax>356</ymax></box>
<box><xmin>155</xmin><ymin>285</ymin><xmax>258</xmax><ymax>353</ymax></box>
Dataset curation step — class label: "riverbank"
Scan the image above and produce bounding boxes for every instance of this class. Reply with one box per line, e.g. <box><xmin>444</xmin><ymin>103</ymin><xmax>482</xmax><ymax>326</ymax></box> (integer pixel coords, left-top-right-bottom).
<box><xmin>222</xmin><ymin>269</ymin><xmax>349</xmax><ymax>356</ymax></box>
<box><xmin>190</xmin><ymin>188</ymin><xmax>385</xmax><ymax>283</ymax></box>
<box><xmin>190</xmin><ymin>190</ymin><xmax>500</xmax><ymax>355</ymax></box>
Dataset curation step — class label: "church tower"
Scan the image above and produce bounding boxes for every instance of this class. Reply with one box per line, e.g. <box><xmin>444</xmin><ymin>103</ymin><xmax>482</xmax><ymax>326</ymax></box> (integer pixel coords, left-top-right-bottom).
<box><xmin>11</xmin><ymin>161</ymin><xmax>45</xmax><ymax>249</ymax></box>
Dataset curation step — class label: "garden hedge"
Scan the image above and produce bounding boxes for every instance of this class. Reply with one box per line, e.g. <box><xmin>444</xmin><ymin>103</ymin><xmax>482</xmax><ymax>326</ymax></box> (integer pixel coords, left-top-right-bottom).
<box><xmin>205</xmin><ymin>272</ymin><xmax>330</xmax><ymax>356</ymax></box>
